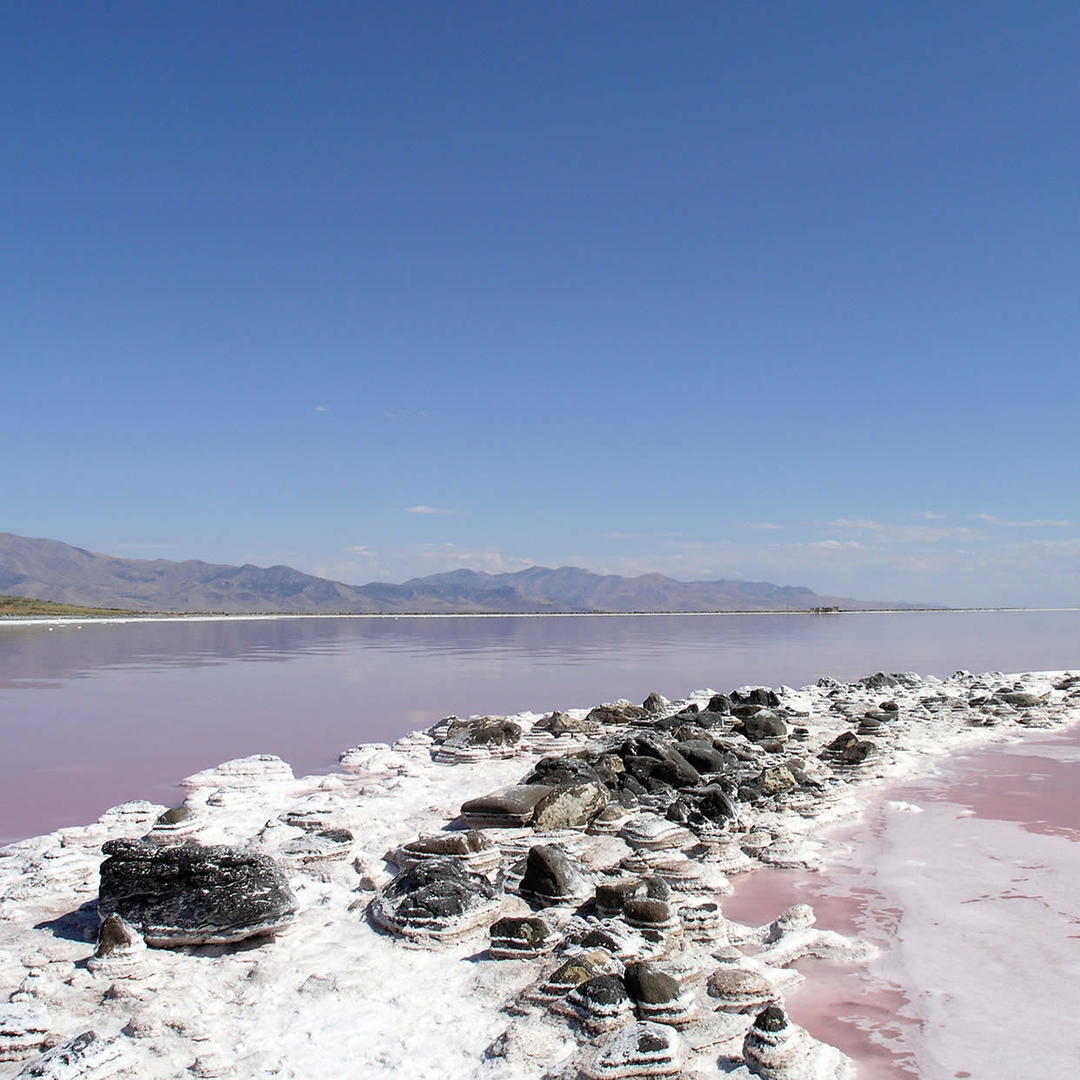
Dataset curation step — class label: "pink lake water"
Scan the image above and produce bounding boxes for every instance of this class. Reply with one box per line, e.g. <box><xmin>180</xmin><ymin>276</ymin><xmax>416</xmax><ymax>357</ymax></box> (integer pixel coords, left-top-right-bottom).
<box><xmin>2</xmin><ymin>610</ymin><xmax>1079</xmax><ymax>844</ymax></box>
<box><xmin>1</xmin><ymin>611</ymin><xmax>1078</xmax><ymax>1076</ymax></box>
<box><xmin>723</xmin><ymin>722</ymin><xmax>1080</xmax><ymax>1078</ymax></box>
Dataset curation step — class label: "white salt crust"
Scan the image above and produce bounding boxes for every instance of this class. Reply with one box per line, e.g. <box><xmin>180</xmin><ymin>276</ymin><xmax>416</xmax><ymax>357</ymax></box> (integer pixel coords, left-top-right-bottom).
<box><xmin>0</xmin><ymin>671</ymin><xmax>1075</xmax><ymax>1078</ymax></box>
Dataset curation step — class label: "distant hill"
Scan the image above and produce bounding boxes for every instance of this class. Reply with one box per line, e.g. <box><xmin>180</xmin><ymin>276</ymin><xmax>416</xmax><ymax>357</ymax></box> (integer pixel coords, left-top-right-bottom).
<box><xmin>0</xmin><ymin>532</ymin><xmax>915</xmax><ymax>614</ymax></box>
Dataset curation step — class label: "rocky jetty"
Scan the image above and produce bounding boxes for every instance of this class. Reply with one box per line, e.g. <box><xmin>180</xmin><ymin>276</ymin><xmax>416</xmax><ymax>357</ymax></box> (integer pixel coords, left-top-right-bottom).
<box><xmin>0</xmin><ymin>669</ymin><xmax>1076</xmax><ymax>1077</ymax></box>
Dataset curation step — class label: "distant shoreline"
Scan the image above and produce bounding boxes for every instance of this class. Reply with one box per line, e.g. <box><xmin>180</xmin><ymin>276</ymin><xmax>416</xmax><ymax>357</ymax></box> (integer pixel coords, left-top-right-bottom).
<box><xmin>2</xmin><ymin>606</ymin><xmax>1079</xmax><ymax>627</ymax></box>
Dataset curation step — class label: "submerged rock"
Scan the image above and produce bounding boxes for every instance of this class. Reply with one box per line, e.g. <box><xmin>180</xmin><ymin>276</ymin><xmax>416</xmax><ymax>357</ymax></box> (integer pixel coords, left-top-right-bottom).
<box><xmin>98</xmin><ymin>839</ymin><xmax>297</xmax><ymax>947</ymax></box>
<box><xmin>369</xmin><ymin>858</ymin><xmax>502</xmax><ymax>945</ymax></box>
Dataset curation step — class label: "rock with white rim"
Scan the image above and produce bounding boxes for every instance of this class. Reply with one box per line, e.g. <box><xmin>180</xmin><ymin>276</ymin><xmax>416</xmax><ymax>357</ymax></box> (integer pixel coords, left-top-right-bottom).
<box><xmin>86</xmin><ymin>915</ymin><xmax>146</xmax><ymax>979</ymax></box>
<box><xmin>0</xmin><ymin>1003</ymin><xmax>51</xmax><ymax>1063</ymax></box>
<box><xmin>706</xmin><ymin>967</ymin><xmax>780</xmax><ymax>1014</ymax></box>
<box><xmin>369</xmin><ymin>858</ymin><xmax>503</xmax><ymax>946</ymax></box>
<box><xmin>553</xmin><ymin>974</ymin><xmax>634</xmax><ymax>1035</ymax></box>
<box><xmin>741</xmin><ymin>1004</ymin><xmax>855</xmax><ymax>1079</ymax></box>
<box><xmin>517</xmin><ymin>844</ymin><xmax>591</xmax><ymax>907</ymax></box>
<box><xmin>583</xmin><ymin>1020</ymin><xmax>687</xmax><ymax>1079</ymax></box>
<box><xmin>488</xmin><ymin>915</ymin><xmax>560</xmax><ymax>959</ymax></box>
<box><xmin>460</xmin><ymin>785</ymin><xmax>553</xmax><ymax>828</ymax></box>
<box><xmin>98</xmin><ymin>839</ymin><xmax>297</xmax><ymax>947</ymax></box>
<box><xmin>180</xmin><ymin>754</ymin><xmax>294</xmax><ymax>792</ymax></box>
<box><xmin>623</xmin><ymin>961</ymin><xmax>697</xmax><ymax>1028</ymax></box>
<box><xmin>390</xmin><ymin>830</ymin><xmax>501</xmax><ymax>875</ymax></box>
<box><xmin>11</xmin><ymin>1030</ymin><xmax>131</xmax><ymax>1080</ymax></box>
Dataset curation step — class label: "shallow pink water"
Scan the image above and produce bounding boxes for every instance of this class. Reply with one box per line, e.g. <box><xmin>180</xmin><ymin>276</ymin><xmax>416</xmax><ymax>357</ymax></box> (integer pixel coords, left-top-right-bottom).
<box><xmin>4</xmin><ymin>610</ymin><xmax>1080</xmax><ymax>843</ymax></box>
<box><xmin>723</xmin><ymin>723</ymin><xmax>1080</xmax><ymax>1078</ymax></box>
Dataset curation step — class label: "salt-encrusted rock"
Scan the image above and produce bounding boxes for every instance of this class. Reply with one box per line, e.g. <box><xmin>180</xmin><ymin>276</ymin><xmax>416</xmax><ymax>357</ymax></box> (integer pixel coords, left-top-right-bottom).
<box><xmin>518</xmin><ymin>844</ymin><xmax>591</xmax><ymax>907</ymax></box>
<box><xmin>98</xmin><ymin>839</ymin><xmax>297</xmax><ymax>947</ymax></box>
<box><xmin>460</xmin><ymin>785</ymin><xmax>553</xmax><ymax>828</ymax></box>
<box><xmin>622</xmin><ymin>897</ymin><xmax>679</xmax><ymax>934</ymax></box>
<box><xmin>759</xmin><ymin>836</ymin><xmax>821</xmax><ymax>870</ymax></box>
<box><xmin>554</xmin><ymin>974</ymin><xmax>634</xmax><ymax>1034</ymax></box>
<box><xmin>742</xmin><ymin>1005</ymin><xmax>854</xmax><ymax>1079</ymax></box>
<box><xmin>96</xmin><ymin>801</ymin><xmax>167</xmax><ymax>830</ymax></box>
<box><xmin>280</xmin><ymin>797</ymin><xmax>340</xmax><ymax>833</ymax></box>
<box><xmin>678</xmin><ymin>902</ymin><xmax>727</xmax><ymax>942</ymax></box>
<box><xmin>737</xmin><ymin>712</ymin><xmax>788</xmax><ymax>742</ymax></box>
<box><xmin>533</xmin><ymin>782</ymin><xmax>610</xmax><ymax>830</ymax></box>
<box><xmin>12</xmin><ymin>1030</ymin><xmax>129</xmax><ymax>1079</ymax></box>
<box><xmin>587</xmin><ymin>703</ymin><xmax>648</xmax><ymax>726</ymax></box>
<box><xmin>584</xmin><ymin>1020</ymin><xmax>686</xmax><ymax>1079</ymax></box>
<box><xmin>369</xmin><ymin>858</ymin><xmax>502</xmax><ymax>945</ymax></box>
<box><xmin>706</xmin><ymin>967</ymin><xmax>779</xmax><ymax>1013</ymax></box>
<box><xmin>523</xmin><ymin>754</ymin><xmax>605</xmax><ymax>786</ymax></box>
<box><xmin>278</xmin><ymin>828</ymin><xmax>354</xmax><ymax>866</ymax></box>
<box><xmin>391</xmin><ymin>830</ymin><xmax>501</xmax><ymax>875</ymax></box>
<box><xmin>489</xmin><ymin>915</ymin><xmax>560</xmax><ymax>959</ymax></box>
<box><xmin>144</xmin><ymin>806</ymin><xmax>199</xmax><ymax>845</ymax></box>
<box><xmin>698</xmin><ymin>836</ymin><xmax>754</xmax><ymax>875</ymax></box>
<box><xmin>86</xmin><ymin>915</ymin><xmax>146</xmax><ymax>978</ymax></box>
<box><xmin>620</xmin><ymin>816</ymin><xmax>693</xmax><ymax>851</ymax></box>
<box><xmin>433</xmin><ymin>716</ymin><xmax>522</xmax><ymax>763</ymax></box>
<box><xmin>526</xmin><ymin>949</ymin><xmax>623</xmax><ymax>1006</ymax></box>
<box><xmin>0</xmin><ymin>1003</ymin><xmax>50</xmax><ymax>1062</ymax></box>
<box><xmin>739</xmin><ymin>829</ymin><xmax>773</xmax><ymax>856</ymax></box>
<box><xmin>623</xmin><ymin>962</ymin><xmax>697</xmax><ymax>1027</ymax></box>
<box><xmin>641</xmin><ymin>691</ymin><xmax>667</xmax><ymax>715</ymax></box>
<box><xmin>587</xmin><ymin>804</ymin><xmax>636</xmax><ymax>836</ymax></box>
<box><xmin>181</xmin><ymin>754</ymin><xmax>294</xmax><ymax>791</ymax></box>
<box><xmin>595</xmin><ymin>878</ymin><xmax>646</xmax><ymax>919</ymax></box>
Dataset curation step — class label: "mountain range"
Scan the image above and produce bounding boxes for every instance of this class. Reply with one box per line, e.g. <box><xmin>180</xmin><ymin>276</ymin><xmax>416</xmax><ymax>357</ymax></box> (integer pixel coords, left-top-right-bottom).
<box><xmin>0</xmin><ymin>532</ymin><xmax>913</xmax><ymax>614</ymax></box>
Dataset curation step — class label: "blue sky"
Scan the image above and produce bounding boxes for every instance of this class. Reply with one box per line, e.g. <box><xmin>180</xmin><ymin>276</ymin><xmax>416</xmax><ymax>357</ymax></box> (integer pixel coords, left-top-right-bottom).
<box><xmin>3</xmin><ymin>2</ymin><xmax>1079</xmax><ymax>606</ymax></box>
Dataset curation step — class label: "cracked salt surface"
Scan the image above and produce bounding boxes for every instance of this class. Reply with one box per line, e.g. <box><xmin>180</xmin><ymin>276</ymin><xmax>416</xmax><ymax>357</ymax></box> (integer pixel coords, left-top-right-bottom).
<box><xmin>1</xmin><ymin>669</ymin><xmax>1078</xmax><ymax>1078</ymax></box>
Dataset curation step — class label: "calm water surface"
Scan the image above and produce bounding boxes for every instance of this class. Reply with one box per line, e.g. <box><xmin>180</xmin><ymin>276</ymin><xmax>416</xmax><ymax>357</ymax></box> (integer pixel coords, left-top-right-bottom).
<box><xmin>1</xmin><ymin>610</ymin><xmax>1078</xmax><ymax>843</ymax></box>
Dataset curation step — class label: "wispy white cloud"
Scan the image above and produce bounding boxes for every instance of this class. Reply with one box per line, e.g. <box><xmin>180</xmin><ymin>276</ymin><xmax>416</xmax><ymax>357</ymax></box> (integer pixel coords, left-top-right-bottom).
<box><xmin>739</xmin><ymin>522</ymin><xmax>784</xmax><ymax>531</ymax></box>
<box><xmin>314</xmin><ymin>404</ymin><xmax>327</xmax><ymax>412</ymax></box>
<box><xmin>913</xmin><ymin>510</ymin><xmax>946</xmax><ymax>520</ymax></box>
<box><xmin>343</xmin><ymin>545</ymin><xmax>375</xmax><ymax>557</ymax></box>
<box><xmin>403</xmin><ymin>505</ymin><xmax>457</xmax><ymax>515</ymax></box>
<box><xmin>972</xmin><ymin>513</ymin><xmax>1071</xmax><ymax>527</ymax></box>
<box><xmin>825</xmin><ymin>519</ymin><xmax>883</xmax><ymax>530</ymax></box>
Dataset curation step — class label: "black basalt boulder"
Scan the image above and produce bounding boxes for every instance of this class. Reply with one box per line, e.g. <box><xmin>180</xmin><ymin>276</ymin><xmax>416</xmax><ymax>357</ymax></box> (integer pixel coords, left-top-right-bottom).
<box><xmin>98</xmin><ymin>839</ymin><xmax>297</xmax><ymax>947</ymax></box>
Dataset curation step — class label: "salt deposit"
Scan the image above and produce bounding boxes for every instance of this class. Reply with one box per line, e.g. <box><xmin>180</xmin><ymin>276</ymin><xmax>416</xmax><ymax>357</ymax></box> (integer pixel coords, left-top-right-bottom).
<box><xmin>0</xmin><ymin>669</ymin><xmax>1076</xmax><ymax>1078</ymax></box>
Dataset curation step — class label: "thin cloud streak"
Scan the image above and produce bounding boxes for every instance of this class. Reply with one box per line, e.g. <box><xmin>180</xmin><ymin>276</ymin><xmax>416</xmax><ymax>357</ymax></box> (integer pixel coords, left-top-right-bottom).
<box><xmin>403</xmin><ymin>505</ymin><xmax>458</xmax><ymax>515</ymax></box>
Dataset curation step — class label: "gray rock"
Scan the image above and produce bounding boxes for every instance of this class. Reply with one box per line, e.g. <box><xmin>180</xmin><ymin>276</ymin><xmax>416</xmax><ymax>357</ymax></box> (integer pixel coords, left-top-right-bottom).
<box><xmin>533</xmin><ymin>782</ymin><xmax>610</xmax><ymax>830</ymax></box>
<box><xmin>98</xmin><ymin>839</ymin><xmax>297</xmax><ymax>947</ymax></box>
<box><xmin>460</xmin><ymin>784</ymin><xmax>553</xmax><ymax>828</ymax></box>
<box><xmin>518</xmin><ymin>844</ymin><xmax>590</xmax><ymax>906</ymax></box>
<box><xmin>370</xmin><ymin>858</ymin><xmax>502</xmax><ymax>944</ymax></box>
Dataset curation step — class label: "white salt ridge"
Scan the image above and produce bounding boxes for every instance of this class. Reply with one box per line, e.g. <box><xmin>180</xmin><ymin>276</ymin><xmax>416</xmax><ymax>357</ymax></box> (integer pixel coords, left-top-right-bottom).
<box><xmin>0</xmin><ymin>670</ymin><xmax>1075</xmax><ymax>1078</ymax></box>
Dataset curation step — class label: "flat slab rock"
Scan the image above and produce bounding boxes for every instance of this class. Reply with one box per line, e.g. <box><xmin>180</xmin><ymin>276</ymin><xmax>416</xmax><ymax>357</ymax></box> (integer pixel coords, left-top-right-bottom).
<box><xmin>97</xmin><ymin>839</ymin><xmax>297</xmax><ymax>947</ymax></box>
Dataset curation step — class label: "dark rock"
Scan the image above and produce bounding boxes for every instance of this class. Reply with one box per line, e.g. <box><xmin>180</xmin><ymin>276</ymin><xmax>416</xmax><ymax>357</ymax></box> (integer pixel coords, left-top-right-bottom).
<box><xmin>879</xmin><ymin>700</ymin><xmax>899</xmax><ymax>712</ymax></box>
<box><xmin>518</xmin><ymin>844</ymin><xmax>589</xmax><ymax>906</ymax></box>
<box><xmin>706</xmin><ymin>693</ymin><xmax>733</xmax><ymax>713</ymax></box>
<box><xmin>642</xmin><ymin>691</ymin><xmax>666</xmax><ymax>714</ymax></box>
<box><xmin>460</xmin><ymin>785</ymin><xmax>553</xmax><ymax>828</ymax></box>
<box><xmin>731</xmin><ymin>688</ymin><xmax>780</xmax><ymax>708</ymax></box>
<box><xmin>98</xmin><ymin>839</ymin><xmax>297</xmax><ymax>947</ymax></box>
<box><xmin>533</xmin><ymin>711</ymin><xmax>594</xmax><ymax>737</ymax></box>
<box><xmin>533</xmin><ymin>782</ymin><xmax>610</xmax><ymax>830</ymax></box>
<box><xmin>667</xmin><ymin>784</ymin><xmax>738</xmax><ymax>825</ymax></box>
<box><xmin>94</xmin><ymin>914</ymin><xmax>136</xmax><ymax>957</ymax></box>
<box><xmin>754</xmin><ymin>1004</ymin><xmax>787</xmax><ymax>1033</ymax></box>
<box><xmin>839</xmin><ymin>740</ymin><xmax>875</xmax><ymax>766</ymax></box>
<box><xmin>370</xmin><ymin>858</ymin><xmax>502</xmax><ymax>944</ymax></box>
<box><xmin>595</xmin><ymin>877</ymin><xmax>645</xmax><ymax>918</ymax></box>
<box><xmin>624</xmin><ymin>962</ymin><xmax>680</xmax><ymax>1005</ymax></box>
<box><xmin>489</xmin><ymin>915</ymin><xmax>556</xmax><ymax>959</ymax></box>
<box><xmin>443</xmin><ymin>716</ymin><xmax>521</xmax><ymax>748</ymax></box>
<box><xmin>587</xmin><ymin>704</ymin><xmax>647</xmax><ymax>725</ymax></box>
<box><xmin>522</xmin><ymin>756</ymin><xmax>602</xmax><ymax>787</ymax></box>
<box><xmin>155</xmin><ymin>807</ymin><xmax>192</xmax><ymax>826</ymax></box>
<box><xmin>736</xmin><ymin>711</ymin><xmax>789</xmax><ymax>742</ymax></box>
<box><xmin>674</xmin><ymin>740</ymin><xmax>730</xmax><ymax>774</ymax></box>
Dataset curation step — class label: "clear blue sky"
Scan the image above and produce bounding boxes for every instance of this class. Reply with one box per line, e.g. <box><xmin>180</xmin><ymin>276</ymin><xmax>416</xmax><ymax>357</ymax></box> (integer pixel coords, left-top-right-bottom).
<box><xmin>3</xmin><ymin>2</ymin><xmax>1078</xmax><ymax>605</ymax></box>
